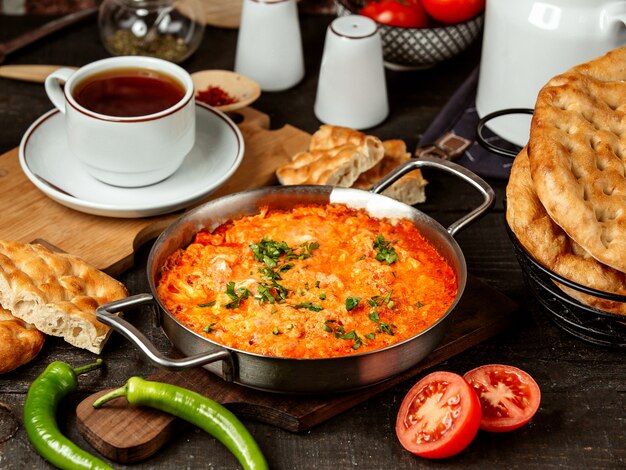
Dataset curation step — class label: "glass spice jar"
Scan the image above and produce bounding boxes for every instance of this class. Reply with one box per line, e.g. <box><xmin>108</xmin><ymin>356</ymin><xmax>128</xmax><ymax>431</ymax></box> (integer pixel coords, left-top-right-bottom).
<box><xmin>98</xmin><ymin>0</ymin><xmax>205</xmax><ymax>63</ymax></box>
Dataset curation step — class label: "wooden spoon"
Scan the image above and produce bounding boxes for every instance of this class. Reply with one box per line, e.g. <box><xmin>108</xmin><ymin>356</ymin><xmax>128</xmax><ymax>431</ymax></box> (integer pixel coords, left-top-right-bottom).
<box><xmin>191</xmin><ymin>69</ymin><xmax>261</xmax><ymax>112</ymax></box>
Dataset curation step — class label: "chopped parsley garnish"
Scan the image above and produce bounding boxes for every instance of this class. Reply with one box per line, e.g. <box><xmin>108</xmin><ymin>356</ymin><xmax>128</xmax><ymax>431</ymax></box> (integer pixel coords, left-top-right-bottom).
<box><xmin>378</xmin><ymin>322</ymin><xmax>396</xmax><ymax>336</ymax></box>
<box><xmin>258</xmin><ymin>264</ymin><xmax>292</xmax><ymax>282</ymax></box>
<box><xmin>415</xmin><ymin>301</ymin><xmax>424</xmax><ymax>308</ymax></box>
<box><xmin>368</xmin><ymin>307</ymin><xmax>397</xmax><ymax>336</ymax></box>
<box><xmin>197</xmin><ymin>301</ymin><xmax>216</xmax><ymax>308</ymax></box>
<box><xmin>294</xmin><ymin>301</ymin><xmax>324</xmax><ymax>312</ymax></box>
<box><xmin>202</xmin><ymin>322</ymin><xmax>217</xmax><ymax>333</ymax></box>
<box><xmin>257</xmin><ymin>281</ymin><xmax>289</xmax><ymax>304</ymax></box>
<box><xmin>373</xmin><ymin>235</ymin><xmax>398</xmax><ymax>264</ymax></box>
<box><xmin>248</xmin><ymin>238</ymin><xmax>319</xmax><ymax>306</ymax></box>
<box><xmin>322</xmin><ymin>319</ymin><xmax>367</xmax><ymax>350</ymax></box>
<box><xmin>249</xmin><ymin>239</ymin><xmax>290</xmax><ymax>267</ymax></box>
<box><xmin>365</xmin><ymin>333</ymin><xmax>376</xmax><ymax>340</ymax></box>
<box><xmin>250</xmin><ymin>238</ymin><xmax>319</xmax><ymax>267</ymax></box>
<box><xmin>346</xmin><ymin>296</ymin><xmax>361</xmax><ymax>311</ymax></box>
<box><xmin>318</xmin><ymin>292</ymin><xmax>326</xmax><ymax>300</ymax></box>
<box><xmin>336</xmin><ymin>330</ymin><xmax>366</xmax><ymax>350</ymax></box>
<box><xmin>286</xmin><ymin>241</ymin><xmax>320</xmax><ymax>260</ymax></box>
<box><xmin>368</xmin><ymin>290</ymin><xmax>394</xmax><ymax>308</ymax></box>
<box><xmin>272</xmin><ymin>328</ymin><xmax>280</xmax><ymax>335</ymax></box>
<box><xmin>322</xmin><ymin>320</ymin><xmax>334</xmax><ymax>332</ymax></box>
<box><xmin>225</xmin><ymin>282</ymin><xmax>251</xmax><ymax>309</ymax></box>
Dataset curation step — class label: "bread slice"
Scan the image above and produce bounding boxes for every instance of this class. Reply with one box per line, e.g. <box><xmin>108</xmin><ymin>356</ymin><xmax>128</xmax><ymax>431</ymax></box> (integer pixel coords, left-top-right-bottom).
<box><xmin>0</xmin><ymin>306</ymin><xmax>45</xmax><ymax>373</ymax></box>
<box><xmin>353</xmin><ymin>139</ymin><xmax>427</xmax><ymax>205</ymax></box>
<box><xmin>0</xmin><ymin>240</ymin><xmax>128</xmax><ymax>353</ymax></box>
<box><xmin>276</xmin><ymin>135</ymin><xmax>385</xmax><ymax>186</ymax></box>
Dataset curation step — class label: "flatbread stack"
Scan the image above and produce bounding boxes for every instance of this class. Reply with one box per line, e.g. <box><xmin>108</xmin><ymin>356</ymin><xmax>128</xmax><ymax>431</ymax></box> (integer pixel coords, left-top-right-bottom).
<box><xmin>276</xmin><ymin>125</ymin><xmax>427</xmax><ymax>205</ymax></box>
<box><xmin>0</xmin><ymin>240</ymin><xmax>128</xmax><ymax>373</ymax></box>
<box><xmin>506</xmin><ymin>46</ymin><xmax>626</xmax><ymax>315</ymax></box>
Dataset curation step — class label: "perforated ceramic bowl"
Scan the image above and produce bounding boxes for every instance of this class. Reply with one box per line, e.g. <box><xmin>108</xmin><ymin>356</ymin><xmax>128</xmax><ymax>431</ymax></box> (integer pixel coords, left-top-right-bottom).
<box><xmin>335</xmin><ymin>0</ymin><xmax>483</xmax><ymax>70</ymax></box>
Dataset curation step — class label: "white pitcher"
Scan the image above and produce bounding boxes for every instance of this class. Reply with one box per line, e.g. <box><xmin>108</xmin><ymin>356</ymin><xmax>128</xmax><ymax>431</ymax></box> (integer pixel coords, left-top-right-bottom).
<box><xmin>476</xmin><ymin>0</ymin><xmax>626</xmax><ymax>147</ymax></box>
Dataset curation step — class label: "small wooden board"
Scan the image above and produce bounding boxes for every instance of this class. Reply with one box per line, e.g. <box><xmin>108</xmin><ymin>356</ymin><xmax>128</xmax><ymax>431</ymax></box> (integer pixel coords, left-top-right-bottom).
<box><xmin>0</xmin><ymin>107</ymin><xmax>310</xmax><ymax>276</ymax></box>
<box><xmin>76</xmin><ymin>275</ymin><xmax>518</xmax><ymax>463</ymax></box>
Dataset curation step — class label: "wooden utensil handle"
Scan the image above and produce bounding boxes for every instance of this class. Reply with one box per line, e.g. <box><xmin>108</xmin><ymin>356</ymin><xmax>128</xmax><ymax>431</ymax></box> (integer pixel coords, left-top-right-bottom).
<box><xmin>0</xmin><ymin>8</ymin><xmax>97</xmax><ymax>60</ymax></box>
<box><xmin>0</xmin><ymin>65</ymin><xmax>73</xmax><ymax>83</ymax></box>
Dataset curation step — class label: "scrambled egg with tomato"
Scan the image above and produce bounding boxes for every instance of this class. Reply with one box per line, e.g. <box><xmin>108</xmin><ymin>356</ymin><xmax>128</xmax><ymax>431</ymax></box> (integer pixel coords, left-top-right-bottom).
<box><xmin>156</xmin><ymin>204</ymin><xmax>457</xmax><ymax>358</ymax></box>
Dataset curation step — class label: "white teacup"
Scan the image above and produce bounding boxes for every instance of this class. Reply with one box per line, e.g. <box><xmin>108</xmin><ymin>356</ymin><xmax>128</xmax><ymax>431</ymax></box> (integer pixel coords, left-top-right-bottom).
<box><xmin>45</xmin><ymin>56</ymin><xmax>195</xmax><ymax>187</ymax></box>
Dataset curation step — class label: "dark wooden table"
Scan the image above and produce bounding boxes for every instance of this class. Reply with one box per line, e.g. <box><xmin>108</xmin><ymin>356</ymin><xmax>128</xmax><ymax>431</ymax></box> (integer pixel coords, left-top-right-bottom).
<box><xmin>0</xmin><ymin>11</ymin><xmax>624</xmax><ymax>470</ymax></box>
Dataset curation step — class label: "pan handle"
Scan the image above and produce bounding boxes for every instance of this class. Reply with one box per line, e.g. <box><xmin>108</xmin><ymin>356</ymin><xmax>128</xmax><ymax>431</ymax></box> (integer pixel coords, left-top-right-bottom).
<box><xmin>96</xmin><ymin>294</ymin><xmax>236</xmax><ymax>381</ymax></box>
<box><xmin>369</xmin><ymin>154</ymin><xmax>495</xmax><ymax>237</ymax></box>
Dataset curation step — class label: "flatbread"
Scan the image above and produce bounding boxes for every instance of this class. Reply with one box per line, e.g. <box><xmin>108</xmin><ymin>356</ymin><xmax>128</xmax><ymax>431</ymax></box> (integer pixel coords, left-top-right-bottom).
<box><xmin>276</xmin><ymin>135</ymin><xmax>385</xmax><ymax>186</ymax></box>
<box><xmin>506</xmin><ymin>147</ymin><xmax>626</xmax><ymax>315</ymax></box>
<box><xmin>278</xmin><ymin>125</ymin><xmax>427</xmax><ymax>205</ymax></box>
<box><xmin>0</xmin><ymin>240</ymin><xmax>128</xmax><ymax>353</ymax></box>
<box><xmin>353</xmin><ymin>140</ymin><xmax>427</xmax><ymax>205</ymax></box>
<box><xmin>309</xmin><ymin>124</ymin><xmax>369</xmax><ymax>151</ymax></box>
<box><xmin>0</xmin><ymin>306</ymin><xmax>45</xmax><ymax>374</ymax></box>
<box><xmin>528</xmin><ymin>46</ymin><xmax>626</xmax><ymax>273</ymax></box>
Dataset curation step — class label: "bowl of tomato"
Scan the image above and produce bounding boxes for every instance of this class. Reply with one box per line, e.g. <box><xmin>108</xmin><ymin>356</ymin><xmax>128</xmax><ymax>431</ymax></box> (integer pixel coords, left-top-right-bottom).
<box><xmin>335</xmin><ymin>0</ymin><xmax>484</xmax><ymax>69</ymax></box>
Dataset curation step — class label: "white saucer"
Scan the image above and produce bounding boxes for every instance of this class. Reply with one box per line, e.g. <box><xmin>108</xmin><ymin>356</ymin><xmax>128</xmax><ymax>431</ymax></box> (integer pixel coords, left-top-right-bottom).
<box><xmin>18</xmin><ymin>103</ymin><xmax>244</xmax><ymax>218</ymax></box>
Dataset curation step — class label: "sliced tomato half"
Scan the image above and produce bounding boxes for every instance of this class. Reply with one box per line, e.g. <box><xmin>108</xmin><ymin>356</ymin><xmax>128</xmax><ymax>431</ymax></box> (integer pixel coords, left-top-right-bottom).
<box><xmin>463</xmin><ymin>364</ymin><xmax>541</xmax><ymax>433</ymax></box>
<box><xmin>395</xmin><ymin>371</ymin><xmax>481</xmax><ymax>459</ymax></box>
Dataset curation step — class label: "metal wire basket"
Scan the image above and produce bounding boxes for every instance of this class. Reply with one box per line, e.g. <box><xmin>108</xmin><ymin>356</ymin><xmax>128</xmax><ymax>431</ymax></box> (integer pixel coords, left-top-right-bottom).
<box><xmin>506</xmin><ymin>221</ymin><xmax>626</xmax><ymax>348</ymax></box>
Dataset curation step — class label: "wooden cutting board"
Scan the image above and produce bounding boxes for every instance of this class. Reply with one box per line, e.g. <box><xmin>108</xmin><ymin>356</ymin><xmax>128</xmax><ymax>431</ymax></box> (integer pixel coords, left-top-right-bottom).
<box><xmin>0</xmin><ymin>107</ymin><xmax>310</xmax><ymax>276</ymax></box>
<box><xmin>75</xmin><ymin>275</ymin><xmax>518</xmax><ymax>463</ymax></box>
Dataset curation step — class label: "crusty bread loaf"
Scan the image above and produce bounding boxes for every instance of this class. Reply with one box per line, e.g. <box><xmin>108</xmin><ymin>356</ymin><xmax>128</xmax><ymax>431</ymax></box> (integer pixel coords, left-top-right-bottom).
<box><xmin>506</xmin><ymin>147</ymin><xmax>626</xmax><ymax>315</ymax></box>
<box><xmin>352</xmin><ymin>139</ymin><xmax>427</xmax><ymax>205</ymax></box>
<box><xmin>0</xmin><ymin>240</ymin><xmax>128</xmax><ymax>353</ymax></box>
<box><xmin>276</xmin><ymin>135</ymin><xmax>385</xmax><ymax>186</ymax></box>
<box><xmin>0</xmin><ymin>306</ymin><xmax>45</xmax><ymax>374</ymax></box>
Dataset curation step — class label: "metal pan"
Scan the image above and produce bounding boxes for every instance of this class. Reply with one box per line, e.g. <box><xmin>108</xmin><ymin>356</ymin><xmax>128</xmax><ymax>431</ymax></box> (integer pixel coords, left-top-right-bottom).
<box><xmin>97</xmin><ymin>155</ymin><xmax>494</xmax><ymax>394</ymax></box>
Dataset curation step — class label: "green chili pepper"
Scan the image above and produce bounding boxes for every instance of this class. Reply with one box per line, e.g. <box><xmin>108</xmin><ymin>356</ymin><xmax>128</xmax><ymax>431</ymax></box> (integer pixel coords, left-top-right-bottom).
<box><xmin>24</xmin><ymin>359</ymin><xmax>112</xmax><ymax>470</ymax></box>
<box><xmin>93</xmin><ymin>377</ymin><xmax>269</xmax><ymax>470</ymax></box>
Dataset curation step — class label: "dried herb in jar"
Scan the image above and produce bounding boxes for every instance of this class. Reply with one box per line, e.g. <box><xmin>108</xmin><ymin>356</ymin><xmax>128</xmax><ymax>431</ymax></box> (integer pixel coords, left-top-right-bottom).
<box><xmin>105</xmin><ymin>29</ymin><xmax>189</xmax><ymax>63</ymax></box>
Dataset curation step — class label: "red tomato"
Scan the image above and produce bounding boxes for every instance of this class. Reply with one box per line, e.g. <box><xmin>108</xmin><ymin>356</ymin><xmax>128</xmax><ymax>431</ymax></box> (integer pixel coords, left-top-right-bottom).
<box><xmin>395</xmin><ymin>371</ymin><xmax>481</xmax><ymax>459</ymax></box>
<box><xmin>421</xmin><ymin>0</ymin><xmax>485</xmax><ymax>24</ymax></box>
<box><xmin>463</xmin><ymin>364</ymin><xmax>541</xmax><ymax>433</ymax></box>
<box><xmin>360</xmin><ymin>0</ymin><xmax>429</xmax><ymax>28</ymax></box>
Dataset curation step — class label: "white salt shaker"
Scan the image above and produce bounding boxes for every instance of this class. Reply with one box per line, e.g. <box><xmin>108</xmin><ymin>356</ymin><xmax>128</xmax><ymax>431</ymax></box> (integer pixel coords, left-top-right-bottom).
<box><xmin>235</xmin><ymin>0</ymin><xmax>305</xmax><ymax>92</ymax></box>
<box><xmin>314</xmin><ymin>15</ymin><xmax>389</xmax><ymax>130</ymax></box>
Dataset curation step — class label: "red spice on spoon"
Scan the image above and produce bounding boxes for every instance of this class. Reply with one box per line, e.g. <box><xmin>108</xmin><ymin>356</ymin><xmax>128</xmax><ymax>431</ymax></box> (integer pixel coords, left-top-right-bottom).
<box><xmin>195</xmin><ymin>85</ymin><xmax>237</xmax><ymax>107</ymax></box>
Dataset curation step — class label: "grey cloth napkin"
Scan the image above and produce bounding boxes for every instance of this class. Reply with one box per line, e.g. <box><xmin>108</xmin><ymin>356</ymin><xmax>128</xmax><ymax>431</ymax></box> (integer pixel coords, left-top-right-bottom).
<box><xmin>417</xmin><ymin>67</ymin><xmax>522</xmax><ymax>179</ymax></box>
